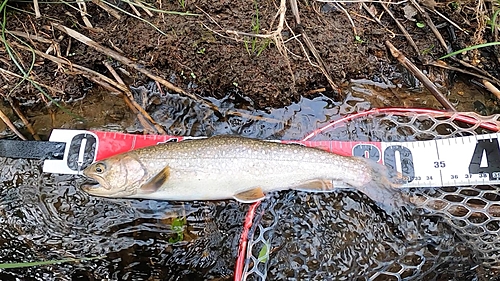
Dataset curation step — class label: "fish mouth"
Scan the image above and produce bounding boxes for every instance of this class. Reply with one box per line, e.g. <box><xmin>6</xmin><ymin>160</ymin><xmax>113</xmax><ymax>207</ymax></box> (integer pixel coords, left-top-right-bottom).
<box><xmin>81</xmin><ymin>172</ymin><xmax>116</xmax><ymax>196</ymax></box>
<box><xmin>80</xmin><ymin>181</ymin><xmax>113</xmax><ymax>196</ymax></box>
<box><xmin>80</xmin><ymin>177</ymin><xmax>135</xmax><ymax>197</ymax></box>
<box><xmin>81</xmin><ymin>182</ymin><xmax>126</xmax><ymax>197</ymax></box>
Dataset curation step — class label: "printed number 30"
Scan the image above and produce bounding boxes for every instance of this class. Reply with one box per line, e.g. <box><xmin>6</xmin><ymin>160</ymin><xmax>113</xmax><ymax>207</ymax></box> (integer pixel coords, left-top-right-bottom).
<box><xmin>434</xmin><ymin>161</ymin><xmax>445</xmax><ymax>168</ymax></box>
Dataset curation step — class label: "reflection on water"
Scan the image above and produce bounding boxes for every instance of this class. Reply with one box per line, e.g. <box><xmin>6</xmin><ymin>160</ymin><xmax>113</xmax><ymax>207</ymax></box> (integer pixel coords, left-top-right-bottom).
<box><xmin>0</xmin><ymin>81</ymin><xmax>495</xmax><ymax>280</ymax></box>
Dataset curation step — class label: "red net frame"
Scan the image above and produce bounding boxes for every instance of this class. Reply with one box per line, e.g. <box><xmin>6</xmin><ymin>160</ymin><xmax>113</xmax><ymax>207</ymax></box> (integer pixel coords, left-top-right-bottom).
<box><xmin>234</xmin><ymin>107</ymin><xmax>500</xmax><ymax>281</ymax></box>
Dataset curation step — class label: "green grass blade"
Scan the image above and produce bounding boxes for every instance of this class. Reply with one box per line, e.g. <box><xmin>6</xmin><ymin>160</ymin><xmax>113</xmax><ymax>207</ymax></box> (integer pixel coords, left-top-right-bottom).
<box><xmin>491</xmin><ymin>9</ymin><xmax>500</xmax><ymax>34</ymax></box>
<box><xmin>439</xmin><ymin>41</ymin><xmax>500</xmax><ymax>59</ymax></box>
<box><xmin>0</xmin><ymin>256</ymin><xmax>105</xmax><ymax>269</ymax></box>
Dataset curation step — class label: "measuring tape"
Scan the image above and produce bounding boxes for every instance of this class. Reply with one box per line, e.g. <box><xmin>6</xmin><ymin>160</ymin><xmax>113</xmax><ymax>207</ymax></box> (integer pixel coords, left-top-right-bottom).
<box><xmin>0</xmin><ymin>129</ymin><xmax>498</xmax><ymax>188</ymax></box>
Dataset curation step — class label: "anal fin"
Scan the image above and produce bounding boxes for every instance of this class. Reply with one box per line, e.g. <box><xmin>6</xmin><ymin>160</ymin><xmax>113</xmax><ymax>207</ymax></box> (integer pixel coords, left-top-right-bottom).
<box><xmin>233</xmin><ymin>187</ymin><xmax>265</xmax><ymax>203</ymax></box>
<box><xmin>293</xmin><ymin>179</ymin><xmax>335</xmax><ymax>192</ymax></box>
<box><xmin>140</xmin><ymin>166</ymin><xmax>170</xmax><ymax>194</ymax></box>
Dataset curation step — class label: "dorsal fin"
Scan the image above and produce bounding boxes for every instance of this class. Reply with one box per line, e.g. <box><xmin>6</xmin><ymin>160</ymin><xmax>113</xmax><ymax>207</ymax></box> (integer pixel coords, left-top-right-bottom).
<box><xmin>140</xmin><ymin>166</ymin><xmax>170</xmax><ymax>193</ymax></box>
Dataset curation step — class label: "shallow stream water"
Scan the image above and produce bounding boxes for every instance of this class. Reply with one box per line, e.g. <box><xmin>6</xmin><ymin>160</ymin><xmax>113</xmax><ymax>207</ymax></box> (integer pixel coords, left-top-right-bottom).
<box><xmin>0</xmin><ymin>80</ymin><xmax>497</xmax><ymax>280</ymax></box>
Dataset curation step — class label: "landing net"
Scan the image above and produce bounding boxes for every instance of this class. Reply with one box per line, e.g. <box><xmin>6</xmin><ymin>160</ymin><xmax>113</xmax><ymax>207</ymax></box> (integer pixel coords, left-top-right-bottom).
<box><xmin>236</xmin><ymin>108</ymin><xmax>500</xmax><ymax>281</ymax></box>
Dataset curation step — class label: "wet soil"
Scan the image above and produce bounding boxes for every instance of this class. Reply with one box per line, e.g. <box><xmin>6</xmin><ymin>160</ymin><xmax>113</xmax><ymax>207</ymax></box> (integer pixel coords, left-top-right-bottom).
<box><xmin>2</xmin><ymin>0</ymin><xmax>500</xmax><ymax>111</ymax></box>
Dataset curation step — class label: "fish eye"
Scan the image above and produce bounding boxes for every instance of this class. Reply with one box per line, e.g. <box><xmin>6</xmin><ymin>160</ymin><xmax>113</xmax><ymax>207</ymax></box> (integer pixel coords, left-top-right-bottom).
<box><xmin>94</xmin><ymin>163</ymin><xmax>106</xmax><ymax>173</ymax></box>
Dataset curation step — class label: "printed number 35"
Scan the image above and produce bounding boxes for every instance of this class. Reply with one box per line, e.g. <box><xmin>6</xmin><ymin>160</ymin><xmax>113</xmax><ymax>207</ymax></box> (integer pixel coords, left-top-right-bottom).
<box><xmin>434</xmin><ymin>161</ymin><xmax>445</xmax><ymax>168</ymax></box>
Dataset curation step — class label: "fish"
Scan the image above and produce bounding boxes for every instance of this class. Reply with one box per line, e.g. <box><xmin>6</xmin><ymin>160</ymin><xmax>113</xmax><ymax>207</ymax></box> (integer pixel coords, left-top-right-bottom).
<box><xmin>82</xmin><ymin>136</ymin><xmax>405</xmax><ymax>209</ymax></box>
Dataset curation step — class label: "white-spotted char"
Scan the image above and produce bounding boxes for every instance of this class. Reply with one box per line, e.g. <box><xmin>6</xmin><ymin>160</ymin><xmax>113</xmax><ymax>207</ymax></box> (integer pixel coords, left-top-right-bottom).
<box><xmin>82</xmin><ymin>136</ymin><xmax>405</xmax><ymax>209</ymax></box>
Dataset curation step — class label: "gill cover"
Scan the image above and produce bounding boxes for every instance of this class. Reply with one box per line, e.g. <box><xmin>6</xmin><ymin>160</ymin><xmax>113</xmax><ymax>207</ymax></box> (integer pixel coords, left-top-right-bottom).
<box><xmin>83</xmin><ymin>155</ymin><xmax>147</xmax><ymax>197</ymax></box>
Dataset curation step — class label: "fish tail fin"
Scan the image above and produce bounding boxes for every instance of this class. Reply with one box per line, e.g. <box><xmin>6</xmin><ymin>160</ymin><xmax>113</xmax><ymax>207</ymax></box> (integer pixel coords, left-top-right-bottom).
<box><xmin>354</xmin><ymin>158</ymin><xmax>408</xmax><ymax>212</ymax></box>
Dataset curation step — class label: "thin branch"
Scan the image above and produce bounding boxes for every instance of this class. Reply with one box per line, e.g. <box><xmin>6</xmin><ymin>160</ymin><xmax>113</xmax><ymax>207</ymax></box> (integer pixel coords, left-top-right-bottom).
<box><xmin>362</xmin><ymin>3</ymin><xmax>384</xmax><ymax>26</ymax></box>
<box><xmin>290</xmin><ymin>0</ymin><xmax>340</xmax><ymax>93</ymax></box>
<box><xmin>483</xmin><ymin>79</ymin><xmax>500</xmax><ymax>99</ymax></box>
<box><xmin>76</xmin><ymin>0</ymin><xmax>93</xmax><ymax>28</ymax></box>
<box><xmin>381</xmin><ymin>1</ymin><xmax>420</xmax><ymax>54</ymax></box>
<box><xmin>430</xmin><ymin>8</ymin><xmax>468</xmax><ymax>35</ymax></box>
<box><xmin>91</xmin><ymin>0</ymin><xmax>121</xmax><ymax>19</ymax></box>
<box><xmin>51</xmin><ymin>23</ymin><xmax>198</xmax><ymax>100</ymax></box>
<box><xmin>9</xmin><ymin>98</ymin><xmax>40</xmax><ymax>140</ymax></box>
<box><xmin>103</xmin><ymin>61</ymin><xmax>167</xmax><ymax>134</ymax></box>
<box><xmin>409</xmin><ymin>0</ymin><xmax>448</xmax><ymax>52</ymax></box>
<box><xmin>0</xmin><ymin>67</ymin><xmax>66</xmax><ymax>95</ymax></box>
<box><xmin>335</xmin><ymin>2</ymin><xmax>357</xmax><ymax>36</ymax></box>
<box><xmin>386</xmin><ymin>41</ymin><xmax>457</xmax><ymax>111</ymax></box>
<box><xmin>33</xmin><ymin>0</ymin><xmax>41</xmax><ymax>18</ymax></box>
<box><xmin>425</xmin><ymin>60</ymin><xmax>500</xmax><ymax>86</ymax></box>
<box><xmin>0</xmin><ymin>108</ymin><xmax>27</xmax><ymax>140</ymax></box>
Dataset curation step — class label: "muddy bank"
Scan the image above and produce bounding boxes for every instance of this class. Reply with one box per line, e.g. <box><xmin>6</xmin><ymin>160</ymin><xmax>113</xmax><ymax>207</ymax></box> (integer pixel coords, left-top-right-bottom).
<box><xmin>2</xmin><ymin>0</ymin><xmax>499</xmax><ymax>112</ymax></box>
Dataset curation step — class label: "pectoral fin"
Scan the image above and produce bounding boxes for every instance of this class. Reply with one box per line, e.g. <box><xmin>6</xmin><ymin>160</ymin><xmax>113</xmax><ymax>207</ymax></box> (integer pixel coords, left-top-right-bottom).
<box><xmin>233</xmin><ymin>187</ymin><xmax>265</xmax><ymax>203</ymax></box>
<box><xmin>140</xmin><ymin>166</ymin><xmax>170</xmax><ymax>193</ymax></box>
<box><xmin>293</xmin><ymin>179</ymin><xmax>335</xmax><ymax>192</ymax></box>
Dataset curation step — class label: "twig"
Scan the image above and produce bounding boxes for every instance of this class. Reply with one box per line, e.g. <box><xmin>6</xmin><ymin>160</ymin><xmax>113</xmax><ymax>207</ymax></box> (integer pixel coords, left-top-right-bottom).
<box><xmin>460</xmin><ymin>58</ymin><xmax>500</xmax><ymax>83</ymax></box>
<box><xmin>0</xmin><ymin>67</ymin><xmax>66</xmax><ymax>95</ymax></box>
<box><xmin>8</xmin><ymin>31</ymin><xmax>52</xmax><ymax>44</ymax></box>
<box><xmin>51</xmin><ymin>23</ymin><xmax>198</xmax><ymax>101</ymax></box>
<box><xmin>0</xmin><ymin>108</ymin><xmax>27</xmax><ymax>140</ymax></box>
<box><xmin>226</xmin><ymin>0</ymin><xmax>286</xmax><ymax>39</ymax></box>
<box><xmin>306</xmin><ymin>88</ymin><xmax>326</xmax><ymax>94</ymax></box>
<box><xmin>381</xmin><ymin>1</ymin><xmax>420</xmax><ymax>54</ymax></box>
<box><xmin>10</xmin><ymin>41</ymin><xmax>164</xmax><ymax>126</ymax></box>
<box><xmin>385</xmin><ymin>41</ymin><xmax>457</xmax><ymax>111</ymax></box>
<box><xmin>284</xmin><ymin>22</ymin><xmax>316</xmax><ymax>65</ymax></box>
<box><xmin>335</xmin><ymin>2</ymin><xmax>357</xmax><ymax>36</ymax></box>
<box><xmin>289</xmin><ymin>0</ymin><xmax>340</xmax><ymax>94</ymax></box>
<box><xmin>10</xmin><ymin>39</ymin><xmax>285</xmax><ymax>125</ymax></box>
<box><xmin>103</xmin><ymin>61</ymin><xmax>127</xmax><ymax>86</ymax></box>
<box><xmin>430</xmin><ymin>8</ymin><xmax>468</xmax><ymax>35</ymax></box>
<box><xmin>409</xmin><ymin>0</ymin><xmax>448</xmax><ymax>52</ymax></box>
<box><xmin>85</xmin><ymin>76</ymin><xmax>157</xmax><ymax>134</ymax></box>
<box><xmin>9</xmin><ymin>98</ymin><xmax>41</xmax><ymax>140</ymax></box>
<box><xmin>300</xmin><ymin>29</ymin><xmax>340</xmax><ymax>92</ymax></box>
<box><xmin>103</xmin><ymin>61</ymin><xmax>166</xmax><ymax>134</ymax></box>
<box><xmin>133</xmin><ymin>0</ymin><xmax>154</xmax><ymax>17</ymax></box>
<box><xmin>425</xmin><ymin>60</ymin><xmax>500</xmax><ymax>86</ymax></box>
<box><xmin>362</xmin><ymin>3</ymin><xmax>384</xmax><ymax>26</ymax></box>
<box><xmin>76</xmin><ymin>0</ymin><xmax>93</xmax><ymax>28</ymax></box>
<box><xmin>65</xmin><ymin>38</ymin><xmax>72</xmax><ymax>57</ymax></box>
<box><xmin>91</xmin><ymin>0</ymin><xmax>122</xmax><ymax>19</ymax></box>
<box><xmin>33</xmin><ymin>0</ymin><xmax>41</xmax><ymax>18</ymax></box>
<box><xmin>483</xmin><ymin>80</ymin><xmax>500</xmax><ymax>99</ymax></box>
<box><xmin>289</xmin><ymin>0</ymin><xmax>300</xmax><ymax>24</ymax></box>
<box><xmin>127</xmin><ymin>2</ymin><xmax>142</xmax><ymax>17</ymax></box>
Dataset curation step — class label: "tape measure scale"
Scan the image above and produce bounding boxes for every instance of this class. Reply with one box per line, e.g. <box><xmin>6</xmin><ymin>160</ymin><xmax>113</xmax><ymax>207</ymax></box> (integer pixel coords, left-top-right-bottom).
<box><xmin>40</xmin><ymin>129</ymin><xmax>500</xmax><ymax>189</ymax></box>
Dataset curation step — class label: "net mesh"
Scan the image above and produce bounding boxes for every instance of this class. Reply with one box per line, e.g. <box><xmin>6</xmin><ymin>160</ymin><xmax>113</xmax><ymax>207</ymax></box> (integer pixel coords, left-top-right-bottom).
<box><xmin>241</xmin><ymin>110</ymin><xmax>500</xmax><ymax>281</ymax></box>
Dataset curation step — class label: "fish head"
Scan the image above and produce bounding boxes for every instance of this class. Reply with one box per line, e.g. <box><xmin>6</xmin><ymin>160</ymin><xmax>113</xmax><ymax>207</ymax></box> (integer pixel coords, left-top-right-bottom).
<box><xmin>82</xmin><ymin>154</ymin><xmax>146</xmax><ymax>198</ymax></box>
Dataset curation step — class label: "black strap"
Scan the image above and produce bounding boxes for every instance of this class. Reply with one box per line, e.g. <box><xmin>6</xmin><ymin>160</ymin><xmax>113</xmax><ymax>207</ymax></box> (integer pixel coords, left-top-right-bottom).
<box><xmin>0</xmin><ymin>140</ymin><xmax>66</xmax><ymax>160</ymax></box>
